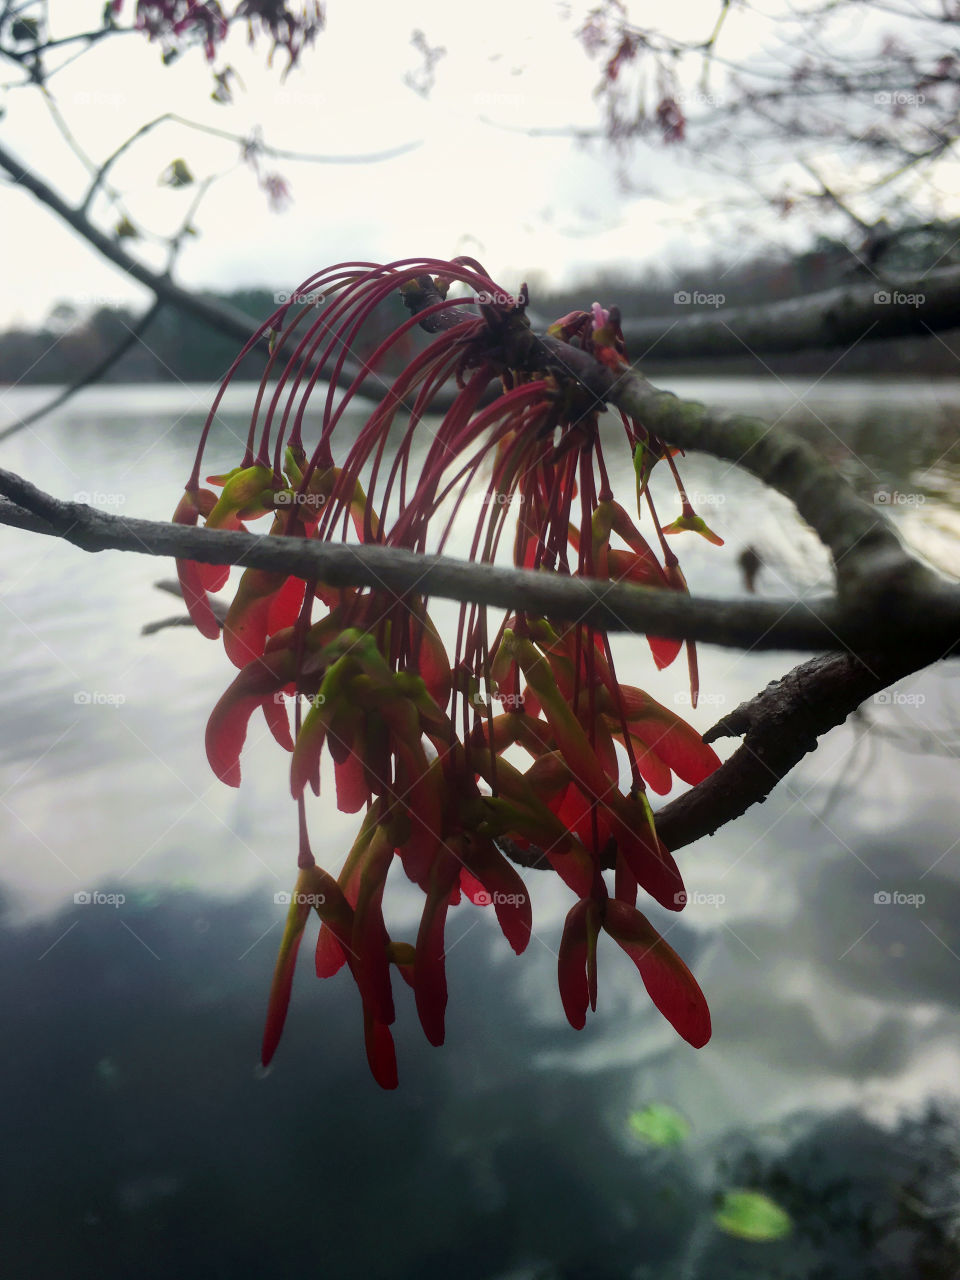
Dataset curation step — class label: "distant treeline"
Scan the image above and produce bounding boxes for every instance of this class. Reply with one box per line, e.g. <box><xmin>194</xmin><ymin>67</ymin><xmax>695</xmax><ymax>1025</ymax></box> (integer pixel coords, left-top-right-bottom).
<box><xmin>0</xmin><ymin>285</ymin><xmax>423</xmax><ymax>389</ymax></box>
<box><xmin>3</xmin><ymin>223</ymin><xmax>959</xmax><ymax>386</ymax></box>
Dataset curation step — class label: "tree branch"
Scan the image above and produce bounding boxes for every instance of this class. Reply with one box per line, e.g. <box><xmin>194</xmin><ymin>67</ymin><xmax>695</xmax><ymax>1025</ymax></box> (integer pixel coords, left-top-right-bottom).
<box><xmin>0</xmin><ymin>300</ymin><xmax>163</xmax><ymax>444</ymax></box>
<box><xmin>618</xmin><ymin>264</ymin><xmax>960</xmax><ymax>359</ymax></box>
<box><xmin>5</xmin><ymin>130</ymin><xmax>959</xmax><ymax>428</ymax></box>
<box><xmin>0</xmin><ymin>464</ymin><xmax>957</xmax><ymax>656</ymax></box>
<box><xmin>2</xmin><ymin>304</ymin><xmax>957</xmax><ymax>862</ymax></box>
<box><xmin>655</xmin><ymin>645</ymin><xmax>943</xmax><ymax>848</ymax></box>
<box><xmin>500</xmin><ymin>642</ymin><xmax>946</xmax><ymax>863</ymax></box>
<box><xmin>0</xmin><ymin>138</ymin><xmax>405</xmax><ymax>405</ymax></box>
<box><xmin>0</xmin><ymin>136</ymin><xmax>266</xmax><ymax>341</ymax></box>
<box><xmin>512</xmin><ymin>332</ymin><xmax>945</xmax><ymax>615</ymax></box>
<box><xmin>80</xmin><ymin>112</ymin><xmax>423</xmax><ymax>217</ymax></box>
<box><xmin>150</xmin><ymin>572</ymin><xmax>940</xmax><ymax>846</ymax></box>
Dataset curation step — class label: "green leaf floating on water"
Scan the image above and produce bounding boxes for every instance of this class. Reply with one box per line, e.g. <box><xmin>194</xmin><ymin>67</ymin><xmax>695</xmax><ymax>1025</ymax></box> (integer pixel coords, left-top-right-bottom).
<box><xmin>713</xmin><ymin>1190</ymin><xmax>792</xmax><ymax>1242</ymax></box>
<box><xmin>627</xmin><ymin>1103</ymin><xmax>690</xmax><ymax>1147</ymax></box>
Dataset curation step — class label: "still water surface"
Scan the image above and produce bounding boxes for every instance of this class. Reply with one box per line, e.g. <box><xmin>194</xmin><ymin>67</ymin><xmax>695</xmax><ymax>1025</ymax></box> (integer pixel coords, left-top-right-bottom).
<box><xmin>0</xmin><ymin>378</ymin><xmax>959</xmax><ymax>1278</ymax></box>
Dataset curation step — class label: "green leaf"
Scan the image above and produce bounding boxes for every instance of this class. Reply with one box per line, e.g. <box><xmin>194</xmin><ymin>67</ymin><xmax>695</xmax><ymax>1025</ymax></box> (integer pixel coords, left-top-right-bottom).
<box><xmin>713</xmin><ymin>1190</ymin><xmax>792</xmax><ymax>1242</ymax></box>
<box><xmin>627</xmin><ymin>1103</ymin><xmax>690</xmax><ymax>1147</ymax></box>
<box><xmin>160</xmin><ymin>158</ymin><xmax>194</xmax><ymax>188</ymax></box>
<box><xmin>633</xmin><ymin>439</ymin><xmax>653</xmax><ymax>498</ymax></box>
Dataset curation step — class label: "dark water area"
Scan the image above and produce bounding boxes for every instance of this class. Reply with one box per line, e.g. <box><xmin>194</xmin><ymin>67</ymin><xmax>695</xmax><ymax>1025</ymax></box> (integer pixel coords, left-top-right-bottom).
<box><xmin>2</xmin><ymin>886</ymin><xmax>959</xmax><ymax>1280</ymax></box>
<box><xmin>1</xmin><ymin>379</ymin><xmax>959</xmax><ymax>1277</ymax></box>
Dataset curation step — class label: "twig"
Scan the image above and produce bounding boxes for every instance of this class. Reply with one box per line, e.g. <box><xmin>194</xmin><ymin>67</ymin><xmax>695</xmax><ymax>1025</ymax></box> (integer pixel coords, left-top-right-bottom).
<box><xmin>0</xmin><ymin>465</ymin><xmax>958</xmax><ymax>656</ymax></box>
<box><xmin>0</xmin><ymin>300</ymin><xmax>163</xmax><ymax>443</ymax></box>
<box><xmin>80</xmin><ymin>113</ymin><xmax>423</xmax><ymax>218</ymax></box>
<box><xmin>505</xmin><ymin>645</ymin><xmax>947</xmax><ymax>859</ymax></box>
<box><xmin>0</xmin><ymin>138</ymin><xmax>390</xmax><ymax>402</ymax></box>
<box><xmin>142</xmin><ymin>578</ymin><xmax>228</xmax><ymax>634</ymax></box>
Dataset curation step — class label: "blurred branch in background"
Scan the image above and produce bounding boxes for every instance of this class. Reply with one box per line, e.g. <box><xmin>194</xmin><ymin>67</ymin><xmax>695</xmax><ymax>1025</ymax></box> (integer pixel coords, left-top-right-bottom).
<box><xmin>0</xmin><ymin>298</ymin><xmax>162</xmax><ymax>443</ymax></box>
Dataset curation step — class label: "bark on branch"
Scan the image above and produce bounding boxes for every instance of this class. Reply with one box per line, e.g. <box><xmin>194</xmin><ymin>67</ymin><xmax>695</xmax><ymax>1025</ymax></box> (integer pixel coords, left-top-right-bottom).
<box><xmin>656</xmin><ymin>645</ymin><xmax>943</xmax><ymax>848</ymax></box>
<box><xmin>500</xmin><ymin>642</ymin><xmax>947</xmax><ymax>861</ymax></box>
<box><xmin>1</xmin><ymin>281</ymin><xmax>957</xmax><ymax>862</ymax></box>
<box><xmin>3</xmin><ymin>132</ymin><xmax>959</xmax><ymax>418</ymax></box>
<box><xmin>0</xmin><ymin>466</ymin><xmax>957</xmax><ymax>656</ymax></box>
<box><xmin>516</xmin><ymin>333</ymin><xmax>952</xmax><ymax>619</ymax></box>
<box><xmin>619</xmin><ymin>265</ymin><xmax>960</xmax><ymax>359</ymax></box>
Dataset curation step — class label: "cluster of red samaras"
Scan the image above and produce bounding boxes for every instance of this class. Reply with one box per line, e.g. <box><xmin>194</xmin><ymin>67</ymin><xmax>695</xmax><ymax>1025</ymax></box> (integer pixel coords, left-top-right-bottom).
<box><xmin>173</xmin><ymin>258</ymin><xmax>723</xmax><ymax>1088</ymax></box>
<box><xmin>114</xmin><ymin>1</ymin><xmax>324</xmax><ymax>69</ymax></box>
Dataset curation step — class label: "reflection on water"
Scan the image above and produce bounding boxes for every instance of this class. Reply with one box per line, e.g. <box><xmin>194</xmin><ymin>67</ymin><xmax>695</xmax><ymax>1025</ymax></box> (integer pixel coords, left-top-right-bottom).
<box><xmin>2</xmin><ymin>888</ymin><xmax>958</xmax><ymax>1280</ymax></box>
<box><xmin>0</xmin><ymin>379</ymin><xmax>959</xmax><ymax>1277</ymax></box>
<box><xmin>664</xmin><ymin>377</ymin><xmax>960</xmax><ymax>579</ymax></box>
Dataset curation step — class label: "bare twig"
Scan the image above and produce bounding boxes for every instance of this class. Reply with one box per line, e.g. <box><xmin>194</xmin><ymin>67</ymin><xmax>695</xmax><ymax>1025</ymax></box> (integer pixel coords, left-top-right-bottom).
<box><xmin>80</xmin><ymin>113</ymin><xmax>423</xmax><ymax>217</ymax></box>
<box><xmin>0</xmin><ymin>300</ymin><xmax>163</xmax><ymax>444</ymax></box>
<box><xmin>0</xmin><ymin>138</ymin><xmax>401</xmax><ymax>405</ymax></box>
<box><xmin>0</xmin><ymin>463</ymin><xmax>957</xmax><ymax>656</ymax></box>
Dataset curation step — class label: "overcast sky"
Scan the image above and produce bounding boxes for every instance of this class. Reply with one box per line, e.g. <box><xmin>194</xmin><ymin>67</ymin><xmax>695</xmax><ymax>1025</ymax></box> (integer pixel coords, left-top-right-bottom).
<box><xmin>0</xmin><ymin>0</ymin><xmax>949</xmax><ymax>329</ymax></box>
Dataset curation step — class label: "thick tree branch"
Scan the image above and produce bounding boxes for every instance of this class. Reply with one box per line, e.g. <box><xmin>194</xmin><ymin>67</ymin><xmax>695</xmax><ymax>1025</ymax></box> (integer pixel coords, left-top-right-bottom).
<box><xmin>655</xmin><ymin>645</ymin><xmax>944</xmax><ymax>848</ymax></box>
<box><xmin>2</xmin><ymin>307</ymin><xmax>957</xmax><ymax>862</ymax></box>
<box><xmin>501</xmin><ymin>643</ymin><xmax>947</xmax><ymax>863</ymax></box>
<box><xmin>152</xmin><ymin>567</ymin><xmax>945</xmax><ymax>843</ymax></box>
<box><xmin>0</xmin><ymin>136</ymin><xmax>268</xmax><ymax>342</ymax></box>
<box><xmin>4</xmin><ymin>133</ymin><xmax>960</xmax><ymax>428</ymax></box>
<box><xmin>0</xmin><ymin>138</ymin><xmax>414</xmax><ymax>406</ymax></box>
<box><xmin>513</xmin><ymin>334</ymin><xmax>950</xmax><ymax>621</ymax></box>
<box><xmin>619</xmin><ymin>265</ymin><xmax>960</xmax><ymax>359</ymax></box>
<box><xmin>398</xmin><ymin>291</ymin><xmax>955</xmax><ymax>642</ymax></box>
<box><xmin>0</xmin><ymin>465</ymin><xmax>958</xmax><ymax>656</ymax></box>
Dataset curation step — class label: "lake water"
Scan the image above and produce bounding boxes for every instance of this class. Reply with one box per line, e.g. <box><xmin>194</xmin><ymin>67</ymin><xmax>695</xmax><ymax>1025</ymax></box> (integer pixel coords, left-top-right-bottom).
<box><xmin>1</xmin><ymin>377</ymin><xmax>959</xmax><ymax>1278</ymax></box>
